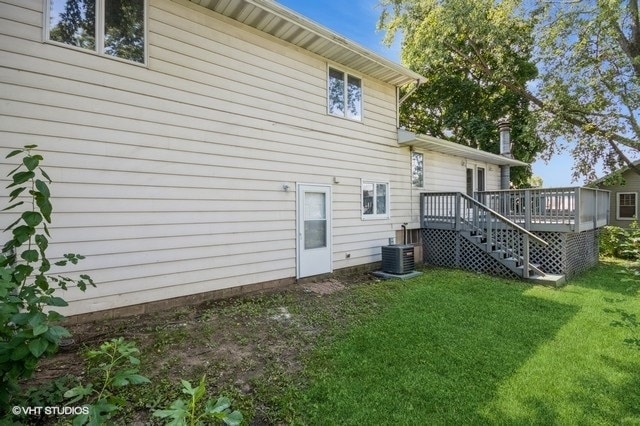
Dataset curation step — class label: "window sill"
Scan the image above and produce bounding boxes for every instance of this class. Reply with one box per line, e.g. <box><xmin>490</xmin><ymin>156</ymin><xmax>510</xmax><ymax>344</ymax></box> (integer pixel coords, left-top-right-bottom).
<box><xmin>362</xmin><ymin>216</ymin><xmax>390</xmax><ymax>221</ymax></box>
<box><xmin>328</xmin><ymin>112</ymin><xmax>364</xmax><ymax>124</ymax></box>
<box><xmin>43</xmin><ymin>40</ymin><xmax>148</xmax><ymax>68</ymax></box>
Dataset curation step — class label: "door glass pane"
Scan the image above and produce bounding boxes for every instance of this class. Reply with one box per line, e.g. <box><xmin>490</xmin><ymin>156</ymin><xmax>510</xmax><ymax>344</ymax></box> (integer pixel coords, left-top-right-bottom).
<box><xmin>304</xmin><ymin>192</ymin><xmax>325</xmax><ymax>220</ymax></box>
<box><xmin>477</xmin><ymin>167</ymin><xmax>485</xmax><ymax>192</ymax></box>
<box><xmin>466</xmin><ymin>168</ymin><xmax>473</xmax><ymax>196</ymax></box>
<box><xmin>304</xmin><ymin>192</ymin><xmax>327</xmax><ymax>249</ymax></box>
<box><xmin>304</xmin><ymin>220</ymin><xmax>327</xmax><ymax>249</ymax></box>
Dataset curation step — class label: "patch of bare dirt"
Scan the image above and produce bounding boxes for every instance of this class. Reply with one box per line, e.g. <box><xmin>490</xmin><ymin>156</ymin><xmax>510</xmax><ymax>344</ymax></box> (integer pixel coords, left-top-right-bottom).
<box><xmin>300</xmin><ymin>278</ymin><xmax>346</xmax><ymax>295</ymax></box>
<box><xmin>21</xmin><ymin>269</ymin><xmax>379</xmax><ymax>424</ymax></box>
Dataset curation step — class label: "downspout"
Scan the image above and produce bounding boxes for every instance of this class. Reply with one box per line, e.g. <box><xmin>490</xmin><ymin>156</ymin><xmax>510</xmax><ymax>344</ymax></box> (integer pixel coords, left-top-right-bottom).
<box><xmin>399</xmin><ymin>79</ymin><xmax>422</xmax><ymax>106</ymax></box>
<box><xmin>498</xmin><ymin>118</ymin><xmax>512</xmax><ymax>190</ymax></box>
<box><xmin>399</xmin><ymin>79</ymin><xmax>422</xmax><ymax>231</ymax></box>
<box><xmin>396</xmin><ymin>79</ymin><xmax>422</xmax><ymax>129</ymax></box>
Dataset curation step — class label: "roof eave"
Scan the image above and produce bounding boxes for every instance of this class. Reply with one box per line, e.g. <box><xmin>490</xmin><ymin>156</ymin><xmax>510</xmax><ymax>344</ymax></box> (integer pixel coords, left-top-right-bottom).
<box><xmin>189</xmin><ymin>0</ymin><xmax>426</xmax><ymax>86</ymax></box>
<box><xmin>398</xmin><ymin>129</ymin><xmax>528</xmax><ymax>167</ymax></box>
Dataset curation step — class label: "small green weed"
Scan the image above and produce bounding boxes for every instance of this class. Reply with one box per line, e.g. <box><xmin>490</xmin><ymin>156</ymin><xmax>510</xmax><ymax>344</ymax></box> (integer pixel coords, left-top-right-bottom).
<box><xmin>153</xmin><ymin>375</ymin><xmax>242</xmax><ymax>426</ymax></box>
<box><xmin>65</xmin><ymin>337</ymin><xmax>150</xmax><ymax>425</ymax></box>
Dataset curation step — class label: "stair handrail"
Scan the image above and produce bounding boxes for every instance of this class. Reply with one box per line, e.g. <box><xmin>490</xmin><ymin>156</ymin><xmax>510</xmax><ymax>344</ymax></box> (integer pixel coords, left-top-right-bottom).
<box><xmin>459</xmin><ymin>192</ymin><xmax>549</xmax><ymax>247</ymax></box>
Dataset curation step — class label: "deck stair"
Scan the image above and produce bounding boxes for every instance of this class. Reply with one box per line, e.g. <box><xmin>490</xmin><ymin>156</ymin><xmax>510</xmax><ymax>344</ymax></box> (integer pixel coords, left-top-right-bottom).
<box><xmin>460</xmin><ymin>229</ymin><xmax>564</xmax><ymax>284</ymax></box>
<box><xmin>422</xmin><ymin>192</ymin><xmax>565</xmax><ymax>285</ymax></box>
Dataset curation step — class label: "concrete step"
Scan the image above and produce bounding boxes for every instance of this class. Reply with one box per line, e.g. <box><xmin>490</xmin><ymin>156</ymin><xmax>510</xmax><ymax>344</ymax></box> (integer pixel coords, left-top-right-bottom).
<box><xmin>527</xmin><ymin>273</ymin><xmax>566</xmax><ymax>286</ymax></box>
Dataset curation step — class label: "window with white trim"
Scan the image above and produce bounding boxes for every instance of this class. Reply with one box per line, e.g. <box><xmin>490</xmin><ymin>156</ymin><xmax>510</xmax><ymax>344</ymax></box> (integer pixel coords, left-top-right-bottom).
<box><xmin>47</xmin><ymin>0</ymin><xmax>145</xmax><ymax>64</ymax></box>
<box><xmin>328</xmin><ymin>67</ymin><xmax>362</xmax><ymax>121</ymax></box>
<box><xmin>412</xmin><ymin>151</ymin><xmax>424</xmax><ymax>187</ymax></box>
<box><xmin>362</xmin><ymin>181</ymin><xmax>389</xmax><ymax>219</ymax></box>
<box><xmin>617</xmin><ymin>192</ymin><xmax>637</xmax><ymax>220</ymax></box>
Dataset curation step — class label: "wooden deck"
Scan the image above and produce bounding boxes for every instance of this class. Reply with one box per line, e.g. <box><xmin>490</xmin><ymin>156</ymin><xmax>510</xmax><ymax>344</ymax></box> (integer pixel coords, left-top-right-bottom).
<box><xmin>419</xmin><ymin>188</ymin><xmax>607</xmax><ymax>281</ymax></box>
<box><xmin>422</xmin><ymin>187</ymin><xmax>610</xmax><ymax>233</ymax></box>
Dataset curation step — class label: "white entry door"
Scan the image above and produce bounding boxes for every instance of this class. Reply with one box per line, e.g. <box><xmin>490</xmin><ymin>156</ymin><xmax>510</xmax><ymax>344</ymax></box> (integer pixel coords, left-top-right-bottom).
<box><xmin>297</xmin><ymin>184</ymin><xmax>332</xmax><ymax>278</ymax></box>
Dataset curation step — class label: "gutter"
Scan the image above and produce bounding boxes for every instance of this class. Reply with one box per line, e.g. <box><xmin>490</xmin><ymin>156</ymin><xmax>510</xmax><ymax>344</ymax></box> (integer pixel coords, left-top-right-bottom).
<box><xmin>245</xmin><ymin>0</ymin><xmax>426</xmax><ymax>85</ymax></box>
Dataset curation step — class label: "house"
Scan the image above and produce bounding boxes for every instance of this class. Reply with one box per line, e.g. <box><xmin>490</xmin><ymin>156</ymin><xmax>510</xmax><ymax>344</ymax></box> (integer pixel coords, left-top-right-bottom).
<box><xmin>591</xmin><ymin>161</ymin><xmax>640</xmax><ymax>227</ymax></box>
<box><xmin>0</xmin><ymin>0</ymin><xmax>606</xmax><ymax>319</ymax></box>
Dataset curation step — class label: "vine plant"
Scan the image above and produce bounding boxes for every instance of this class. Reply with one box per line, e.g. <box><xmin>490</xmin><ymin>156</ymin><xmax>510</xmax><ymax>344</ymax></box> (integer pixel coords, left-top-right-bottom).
<box><xmin>0</xmin><ymin>145</ymin><xmax>95</xmax><ymax>410</ymax></box>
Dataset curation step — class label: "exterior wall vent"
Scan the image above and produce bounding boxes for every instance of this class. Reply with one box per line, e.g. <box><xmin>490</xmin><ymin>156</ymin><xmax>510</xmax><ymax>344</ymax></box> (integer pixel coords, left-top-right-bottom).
<box><xmin>381</xmin><ymin>244</ymin><xmax>415</xmax><ymax>274</ymax></box>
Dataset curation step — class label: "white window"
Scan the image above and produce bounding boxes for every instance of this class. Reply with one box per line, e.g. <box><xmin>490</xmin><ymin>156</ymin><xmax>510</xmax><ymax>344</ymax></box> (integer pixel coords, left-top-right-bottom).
<box><xmin>412</xmin><ymin>152</ymin><xmax>424</xmax><ymax>188</ymax></box>
<box><xmin>328</xmin><ymin>67</ymin><xmax>362</xmax><ymax>121</ymax></box>
<box><xmin>47</xmin><ymin>0</ymin><xmax>146</xmax><ymax>64</ymax></box>
<box><xmin>617</xmin><ymin>192</ymin><xmax>637</xmax><ymax>220</ymax></box>
<box><xmin>362</xmin><ymin>181</ymin><xmax>389</xmax><ymax>219</ymax></box>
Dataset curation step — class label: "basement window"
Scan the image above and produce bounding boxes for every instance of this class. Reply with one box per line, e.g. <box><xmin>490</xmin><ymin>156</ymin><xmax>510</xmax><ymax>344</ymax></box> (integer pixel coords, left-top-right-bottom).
<box><xmin>47</xmin><ymin>0</ymin><xmax>146</xmax><ymax>64</ymax></box>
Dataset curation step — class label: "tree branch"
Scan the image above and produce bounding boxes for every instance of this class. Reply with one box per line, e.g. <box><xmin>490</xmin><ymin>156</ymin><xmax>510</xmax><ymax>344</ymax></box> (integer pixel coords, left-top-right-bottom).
<box><xmin>444</xmin><ymin>38</ymin><xmax>640</xmax><ymax>175</ymax></box>
<box><xmin>611</xmin><ymin>1</ymin><xmax>640</xmax><ymax>77</ymax></box>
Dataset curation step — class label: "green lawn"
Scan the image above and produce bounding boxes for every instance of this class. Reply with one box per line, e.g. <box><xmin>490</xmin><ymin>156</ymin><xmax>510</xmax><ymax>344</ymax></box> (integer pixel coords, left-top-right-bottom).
<box><xmin>296</xmin><ymin>261</ymin><xmax>640</xmax><ymax>425</ymax></box>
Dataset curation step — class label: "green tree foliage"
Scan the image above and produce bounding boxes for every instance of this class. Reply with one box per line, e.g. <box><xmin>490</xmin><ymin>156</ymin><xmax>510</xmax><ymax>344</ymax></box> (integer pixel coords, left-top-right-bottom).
<box><xmin>379</xmin><ymin>0</ymin><xmax>640</xmax><ymax>182</ymax></box>
<box><xmin>380</xmin><ymin>0</ymin><xmax>543</xmax><ymax>186</ymax></box>
<box><xmin>533</xmin><ymin>0</ymin><xmax>640</xmax><ymax>180</ymax></box>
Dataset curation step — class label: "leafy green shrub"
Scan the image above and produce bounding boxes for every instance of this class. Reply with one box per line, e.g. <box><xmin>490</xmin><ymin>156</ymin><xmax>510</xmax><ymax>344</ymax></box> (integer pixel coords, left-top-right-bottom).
<box><xmin>0</xmin><ymin>145</ymin><xmax>95</xmax><ymax>411</ymax></box>
<box><xmin>599</xmin><ymin>222</ymin><xmax>640</xmax><ymax>260</ymax></box>
<box><xmin>599</xmin><ymin>225</ymin><xmax>626</xmax><ymax>257</ymax></box>
<box><xmin>153</xmin><ymin>375</ymin><xmax>243</xmax><ymax>426</ymax></box>
<box><xmin>65</xmin><ymin>337</ymin><xmax>150</xmax><ymax>425</ymax></box>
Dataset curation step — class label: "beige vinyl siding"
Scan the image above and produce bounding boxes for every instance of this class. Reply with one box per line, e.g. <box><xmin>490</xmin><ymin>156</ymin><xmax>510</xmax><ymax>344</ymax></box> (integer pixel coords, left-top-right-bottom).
<box><xmin>404</xmin><ymin>150</ymin><xmax>504</xmax><ymax>227</ymax></box>
<box><xmin>486</xmin><ymin>168</ymin><xmax>501</xmax><ymax>191</ymax></box>
<box><xmin>422</xmin><ymin>152</ymin><xmax>501</xmax><ymax>193</ymax></box>
<box><xmin>0</xmin><ymin>0</ymin><xmax>410</xmax><ymax>315</ymax></box>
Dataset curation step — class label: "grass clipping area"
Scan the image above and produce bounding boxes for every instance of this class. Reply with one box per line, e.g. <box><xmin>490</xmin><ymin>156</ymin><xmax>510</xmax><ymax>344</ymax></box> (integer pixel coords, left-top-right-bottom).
<box><xmin>297</xmin><ymin>261</ymin><xmax>640</xmax><ymax>425</ymax></box>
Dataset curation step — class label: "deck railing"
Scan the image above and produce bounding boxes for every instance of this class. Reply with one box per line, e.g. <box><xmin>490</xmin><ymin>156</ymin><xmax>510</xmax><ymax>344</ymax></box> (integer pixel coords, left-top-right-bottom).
<box><xmin>476</xmin><ymin>187</ymin><xmax>609</xmax><ymax>232</ymax></box>
<box><xmin>420</xmin><ymin>192</ymin><xmax>548</xmax><ymax>278</ymax></box>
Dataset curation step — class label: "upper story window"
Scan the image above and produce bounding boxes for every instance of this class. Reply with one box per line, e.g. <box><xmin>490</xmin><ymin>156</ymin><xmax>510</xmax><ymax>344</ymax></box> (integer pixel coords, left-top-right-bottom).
<box><xmin>47</xmin><ymin>0</ymin><xmax>145</xmax><ymax>64</ymax></box>
<box><xmin>328</xmin><ymin>67</ymin><xmax>362</xmax><ymax>121</ymax></box>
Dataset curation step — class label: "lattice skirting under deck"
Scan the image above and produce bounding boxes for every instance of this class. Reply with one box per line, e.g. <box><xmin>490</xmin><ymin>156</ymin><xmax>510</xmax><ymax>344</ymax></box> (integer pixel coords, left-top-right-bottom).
<box><xmin>421</xmin><ymin>228</ymin><xmax>599</xmax><ymax>280</ymax></box>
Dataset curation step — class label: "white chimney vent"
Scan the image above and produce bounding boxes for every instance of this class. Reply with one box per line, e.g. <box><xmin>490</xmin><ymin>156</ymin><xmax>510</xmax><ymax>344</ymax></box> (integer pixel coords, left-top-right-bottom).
<box><xmin>498</xmin><ymin>118</ymin><xmax>512</xmax><ymax>158</ymax></box>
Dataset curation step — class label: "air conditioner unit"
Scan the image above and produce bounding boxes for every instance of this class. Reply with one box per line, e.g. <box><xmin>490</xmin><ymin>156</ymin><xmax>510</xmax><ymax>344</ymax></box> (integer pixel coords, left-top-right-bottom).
<box><xmin>381</xmin><ymin>244</ymin><xmax>415</xmax><ymax>274</ymax></box>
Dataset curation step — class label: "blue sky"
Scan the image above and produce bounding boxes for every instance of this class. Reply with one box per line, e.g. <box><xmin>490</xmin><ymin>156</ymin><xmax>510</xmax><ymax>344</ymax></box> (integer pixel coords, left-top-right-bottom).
<box><xmin>278</xmin><ymin>0</ymin><xmax>586</xmax><ymax>187</ymax></box>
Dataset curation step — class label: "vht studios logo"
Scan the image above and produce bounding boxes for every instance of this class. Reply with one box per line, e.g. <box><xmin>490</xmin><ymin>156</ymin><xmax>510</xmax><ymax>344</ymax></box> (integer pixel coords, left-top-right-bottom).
<box><xmin>12</xmin><ymin>406</ymin><xmax>90</xmax><ymax>416</ymax></box>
